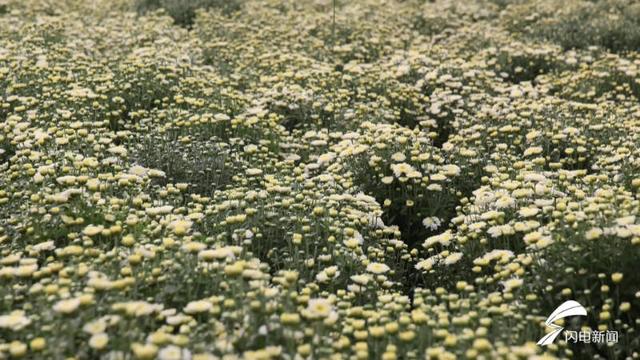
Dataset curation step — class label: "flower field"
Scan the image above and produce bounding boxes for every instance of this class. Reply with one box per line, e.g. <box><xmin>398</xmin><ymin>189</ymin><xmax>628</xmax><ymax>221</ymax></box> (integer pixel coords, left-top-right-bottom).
<box><xmin>1</xmin><ymin>0</ymin><xmax>639</xmax><ymax>358</ymax></box>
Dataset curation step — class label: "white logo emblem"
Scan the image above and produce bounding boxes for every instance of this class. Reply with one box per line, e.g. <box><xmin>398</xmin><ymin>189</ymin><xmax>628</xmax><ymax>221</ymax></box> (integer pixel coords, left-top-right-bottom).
<box><xmin>537</xmin><ymin>300</ymin><xmax>587</xmax><ymax>346</ymax></box>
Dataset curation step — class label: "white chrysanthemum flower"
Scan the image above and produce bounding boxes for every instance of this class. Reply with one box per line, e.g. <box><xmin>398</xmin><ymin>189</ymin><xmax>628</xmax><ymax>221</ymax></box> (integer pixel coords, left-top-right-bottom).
<box><xmin>519</xmin><ymin>207</ymin><xmax>539</xmax><ymax>217</ymax></box>
<box><xmin>366</xmin><ymin>262</ymin><xmax>390</xmax><ymax>274</ymax></box>
<box><xmin>53</xmin><ymin>298</ymin><xmax>81</xmax><ymax>314</ymax></box>
<box><xmin>351</xmin><ymin>274</ymin><xmax>372</xmax><ymax>285</ymax></box>
<box><xmin>89</xmin><ymin>333</ymin><xmax>109</xmax><ymax>350</ymax></box>
<box><xmin>304</xmin><ymin>298</ymin><xmax>335</xmax><ymax>319</ymax></box>
<box><xmin>443</xmin><ymin>252</ymin><xmax>463</xmax><ymax>265</ymax></box>
<box><xmin>422</xmin><ymin>216</ymin><xmax>442</xmax><ymax>231</ymax></box>
<box><xmin>423</xmin><ymin>231</ymin><xmax>453</xmax><ymax>248</ymax></box>
<box><xmin>317</xmin><ymin>152</ymin><xmax>336</xmax><ymax>165</ymax></box>
<box><xmin>83</xmin><ymin>320</ymin><xmax>107</xmax><ymax>335</ymax></box>
<box><xmin>184</xmin><ymin>300</ymin><xmax>212</xmax><ymax>314</ymax></box>
<box><xmin>146</xmin><ymin>205</ymin><xmax>174</xmax><ymax>216</ymax></box>
<box><xmin>391</xmin><ymin>162</ymin><xmax>421</xmax><ymax>178</ymax></box>
<box><xmin>415</xmin><ymin>257</ymin><xmax>437</xmax><ymax>271</ymax></box>
<box><xmin>391</xmin><ymin>152</ymin><xmax>406</xmax><ymax>162</ymax></box>
<box><xmin>0</xmin><ymin>311</ymin><xmax>31</xmax><ymax>331</ymax></box>
<box><xmin>82</xmin><ymin>225</ymin><xmax>104</xmax><ymax>237</ymax></box>
<box><xmin>502</xmin><ymin>278</ymin><xmax>524</xmax><ymax>292</ymax></box>
<box><xmin>33</xmin><ymin>241</ymin><xmax>55</xmax><ymax>252</ymax></box>
<box><xmin>158</xmin><ymin>345</ymin><xmax>191</xmax><ymax>360</ymax></box>
<box><xmin>246</xmin><ymin>168</ymin><xmax>263</xmax><ymax>176</ymax></box>
<box><xmin>169</xmin><ymin>219</ymin><xmax>193</xmax><ymax>236</ymax></box>
<box><xmin>585</xmin><ymin>227</ymin><xmax>603</xmax><ymax>240</ymax></box>
<box><xmin>441</xmin><ymin>164</ymin><xmax>461</xmax><ymax>176</ymax></box>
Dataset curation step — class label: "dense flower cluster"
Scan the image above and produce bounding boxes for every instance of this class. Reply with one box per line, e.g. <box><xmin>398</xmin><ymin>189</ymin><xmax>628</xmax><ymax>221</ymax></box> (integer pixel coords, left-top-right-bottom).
<box><xmin>0</xmin><ymin>0</ymin><xmax>639</xmax><ymax>359</ymax></box>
